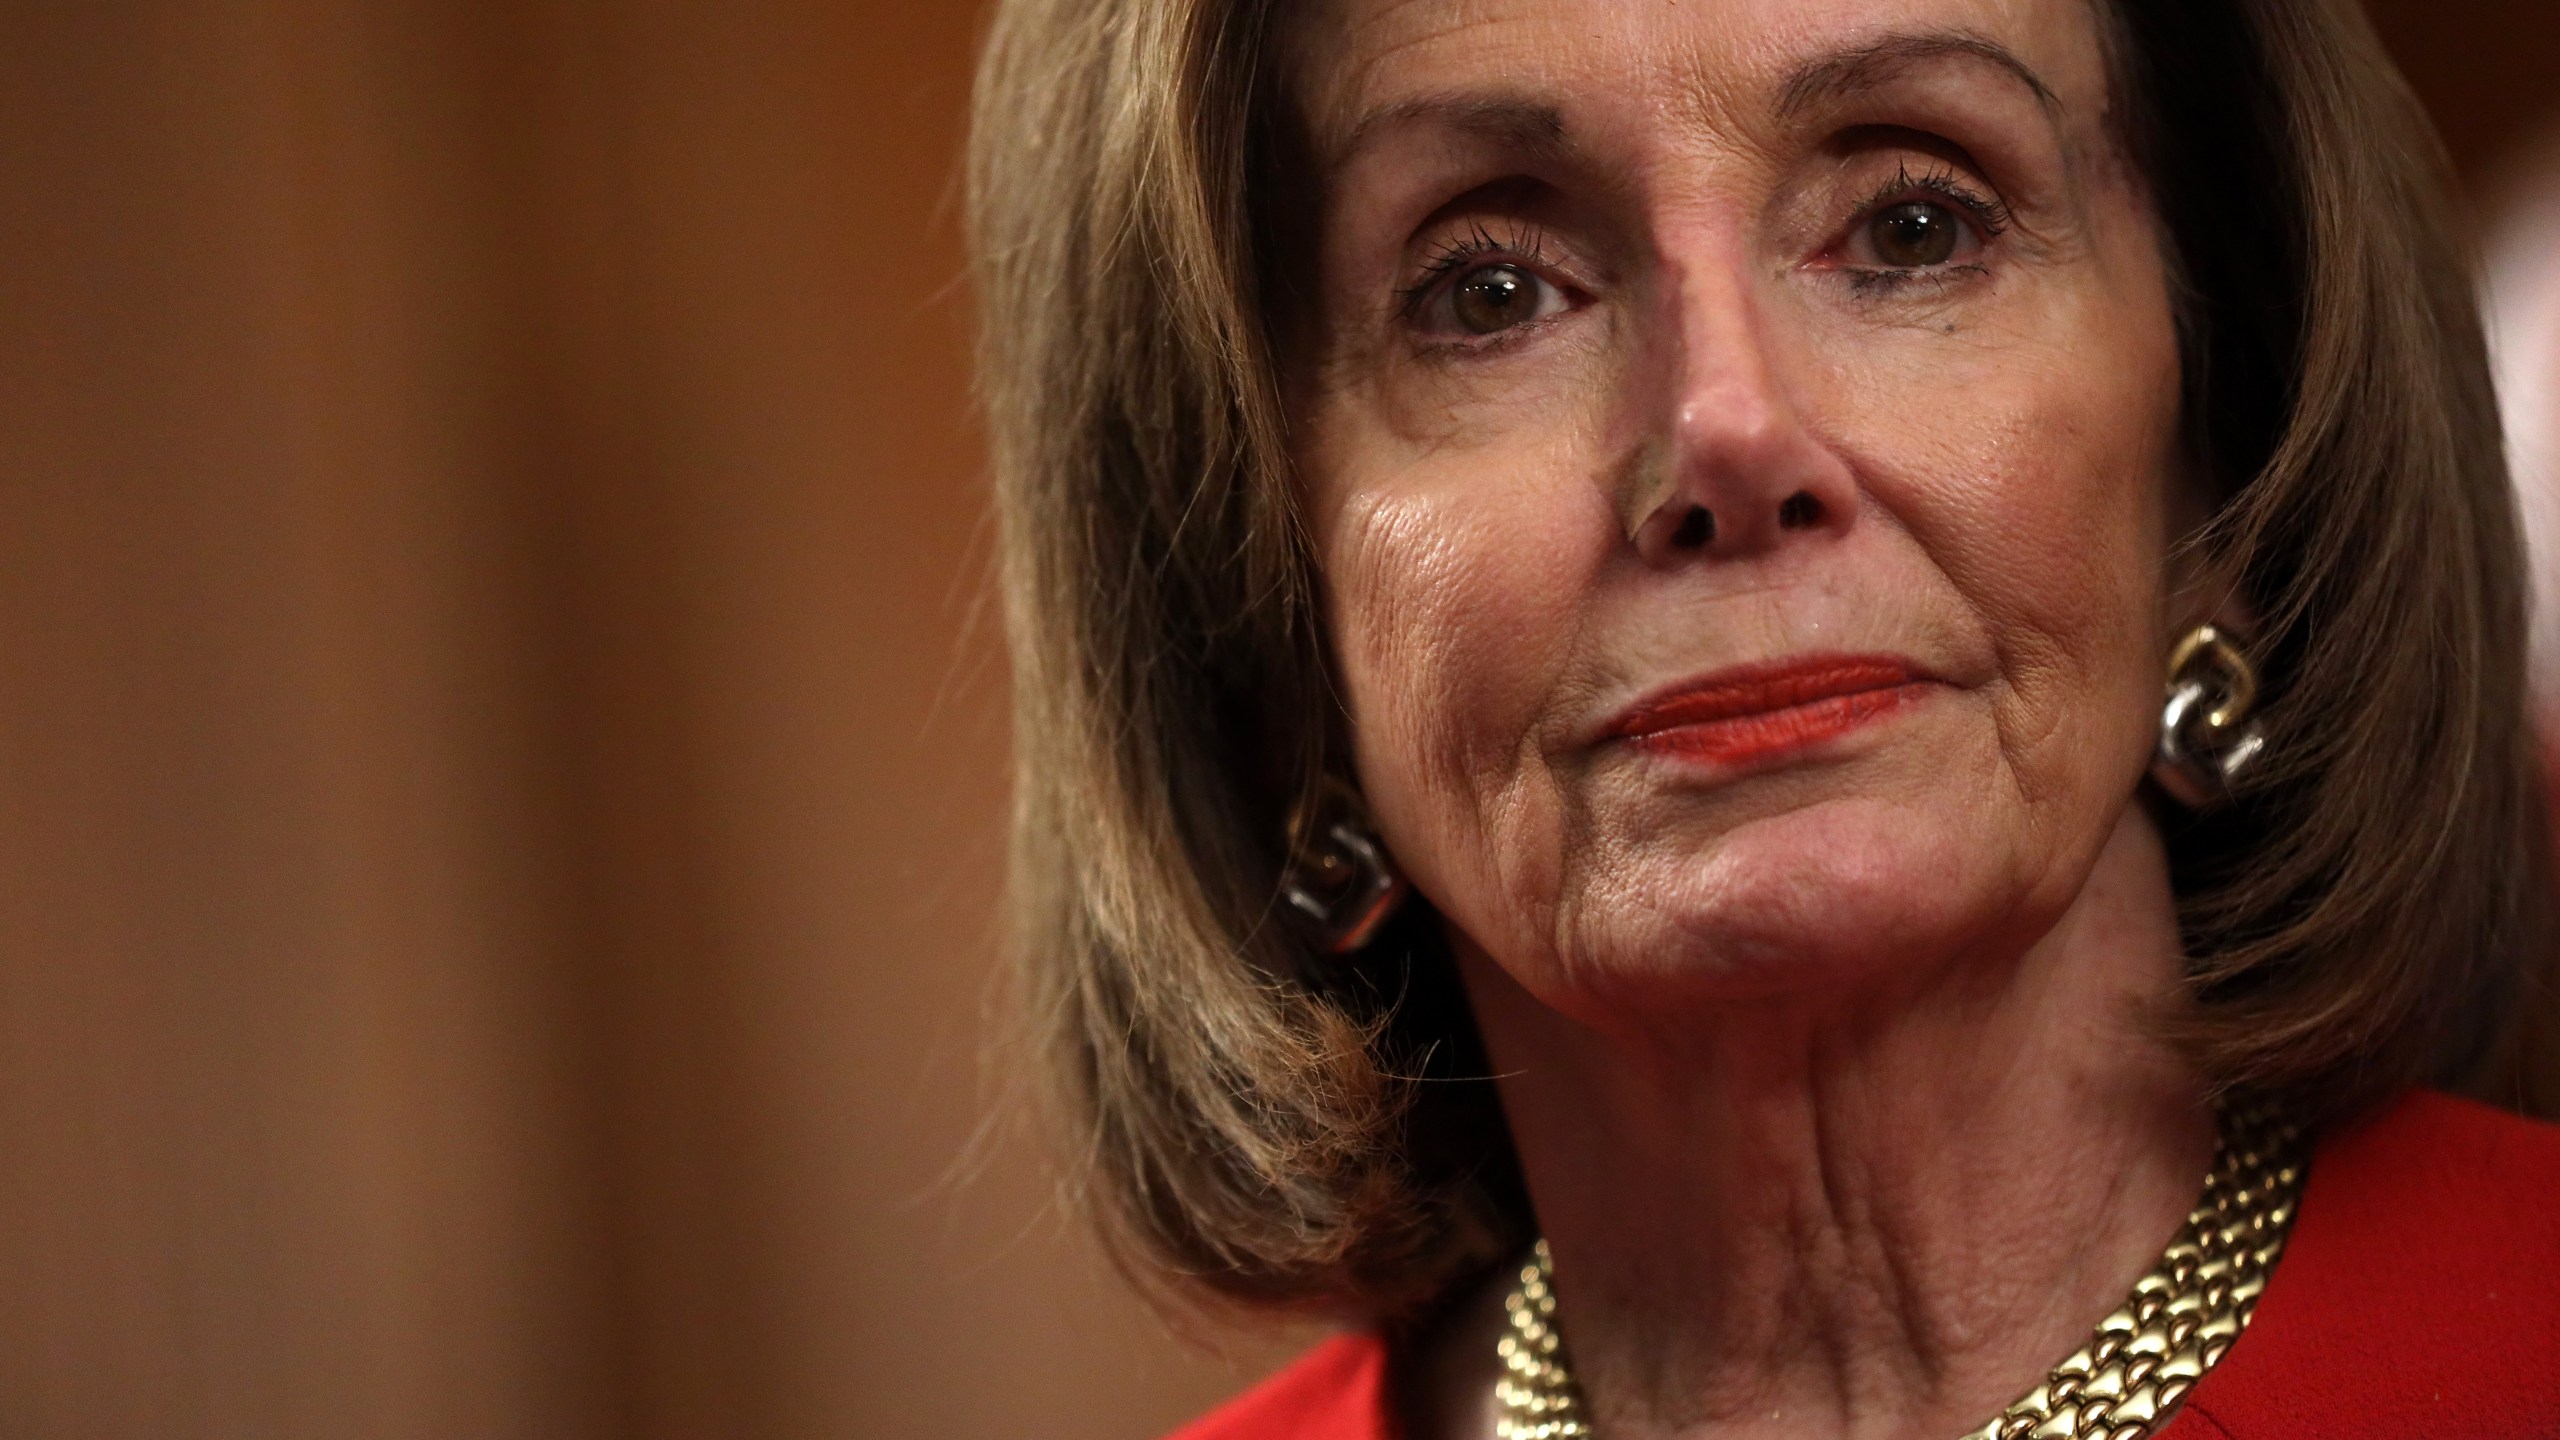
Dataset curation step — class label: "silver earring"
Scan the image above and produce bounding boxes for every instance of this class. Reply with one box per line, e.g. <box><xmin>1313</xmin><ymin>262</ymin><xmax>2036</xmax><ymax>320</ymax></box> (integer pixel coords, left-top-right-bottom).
<box><xmin>2151</xmin><ymin>624</ymin><xmax>2267</xmax><ymax>809</ymax></box>
<box><xmin>1280</xmin><ymin>780</ymin><xmax>1407</xmax><ymax>953</ymax></box>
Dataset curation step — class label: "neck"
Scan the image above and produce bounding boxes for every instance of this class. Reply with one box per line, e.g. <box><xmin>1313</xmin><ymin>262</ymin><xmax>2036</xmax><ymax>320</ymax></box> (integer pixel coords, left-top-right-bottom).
<box><xmin>1457</xmin><ymin>810</ymin><xmax>2212</xmax><ymax>1440</ymax></box>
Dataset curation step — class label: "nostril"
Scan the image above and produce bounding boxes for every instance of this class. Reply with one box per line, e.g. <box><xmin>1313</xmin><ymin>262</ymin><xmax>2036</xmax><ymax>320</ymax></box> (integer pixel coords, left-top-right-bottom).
<box><xmin>1778</xmin><ymin>491</ymin><xmax>1824</xmax><ymax>530</ymax></box>
<box><xmin>1670</xmin><ymin>505</ymin><xmax>1715</xmax><ymax>550</ymax></box>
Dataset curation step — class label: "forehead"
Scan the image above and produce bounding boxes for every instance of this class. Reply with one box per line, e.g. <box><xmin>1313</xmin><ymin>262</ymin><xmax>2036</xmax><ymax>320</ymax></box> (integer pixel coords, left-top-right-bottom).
<box><xmin>1283</xmin><ymin>0</ymin><xmax>2113</xmax><ymax>160</ymax></box>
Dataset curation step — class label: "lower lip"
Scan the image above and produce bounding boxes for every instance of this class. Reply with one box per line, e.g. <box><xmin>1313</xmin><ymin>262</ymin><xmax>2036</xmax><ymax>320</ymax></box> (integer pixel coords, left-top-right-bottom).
<box><xmin>1614</xmin><ymin>668</ymin><xmax>1930</xmax><ymax>768</ymax></box>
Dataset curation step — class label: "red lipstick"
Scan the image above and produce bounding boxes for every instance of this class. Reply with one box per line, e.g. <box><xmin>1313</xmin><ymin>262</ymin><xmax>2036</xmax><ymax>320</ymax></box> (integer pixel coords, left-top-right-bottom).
<box><xmin>1601</xmin><ymin>655</ymin><xmax>1930</xmax><ymax>767</ymax></box>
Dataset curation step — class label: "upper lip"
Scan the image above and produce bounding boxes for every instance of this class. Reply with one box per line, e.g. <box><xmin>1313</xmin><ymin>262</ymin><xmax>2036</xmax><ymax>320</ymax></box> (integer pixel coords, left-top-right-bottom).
<box><xmin>1596</xmin><ymin>654</ymin><xmax>1931</xmax><ymax>742</ymax></box>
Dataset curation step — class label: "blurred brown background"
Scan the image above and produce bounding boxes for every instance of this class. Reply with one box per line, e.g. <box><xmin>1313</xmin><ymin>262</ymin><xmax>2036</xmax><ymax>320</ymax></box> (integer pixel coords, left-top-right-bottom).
<box><xmin>0</xmin><ymin>3</ymin><xmax>2550</xmax><ymax>1438</ymax></box>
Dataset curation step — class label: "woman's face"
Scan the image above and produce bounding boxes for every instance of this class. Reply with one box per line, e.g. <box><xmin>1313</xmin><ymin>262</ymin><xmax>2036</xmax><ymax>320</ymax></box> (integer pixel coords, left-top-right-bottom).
<box><xmin>1283</xmin><ymin>0</ymin><xmax>2188</xmax><ymax>1025</ymax></box>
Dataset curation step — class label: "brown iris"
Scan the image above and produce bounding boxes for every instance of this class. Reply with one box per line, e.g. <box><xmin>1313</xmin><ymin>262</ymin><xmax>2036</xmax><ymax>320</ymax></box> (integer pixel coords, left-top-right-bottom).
<box><xmin>1869</xmin><ymin>201</ymin><xmax>1961</xmax><ymax>268</ymax></box>
<box><xmin>1452</xmin><ymin>263</ymin><xmax>1536</xmax><ymax>334</ymax></box>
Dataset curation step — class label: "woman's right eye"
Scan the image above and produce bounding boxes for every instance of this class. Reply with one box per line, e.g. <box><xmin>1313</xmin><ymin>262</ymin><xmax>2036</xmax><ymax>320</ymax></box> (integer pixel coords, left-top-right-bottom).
<box><xmin>1412</xmin><ymin>260</ymin><xmax>1570</xmax><ymax>338</ymax></box>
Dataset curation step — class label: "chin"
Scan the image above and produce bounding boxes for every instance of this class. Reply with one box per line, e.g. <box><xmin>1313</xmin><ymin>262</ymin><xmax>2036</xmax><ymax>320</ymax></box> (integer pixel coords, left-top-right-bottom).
<box><xmin>1547</xmin><ymin>791</ymin><xmax>2021</xmax><ymax>1016</ymax></box>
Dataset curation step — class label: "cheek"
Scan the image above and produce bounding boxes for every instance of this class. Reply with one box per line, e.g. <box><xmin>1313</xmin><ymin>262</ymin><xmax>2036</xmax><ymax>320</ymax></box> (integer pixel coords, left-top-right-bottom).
<box><xmin>1329</xmin><ymin>488</ymin><xmax>1536</xmax><ymax>761</ymax></box>
<box><xmin>1826</xmin><ymin>265</ymin><xmax>2183</xmax><ymax>805</ymax></box>
<box><xmin>1306</xmin><ymin>432</ymin><xmax>1610</xmax><ymax>925</ymax></box>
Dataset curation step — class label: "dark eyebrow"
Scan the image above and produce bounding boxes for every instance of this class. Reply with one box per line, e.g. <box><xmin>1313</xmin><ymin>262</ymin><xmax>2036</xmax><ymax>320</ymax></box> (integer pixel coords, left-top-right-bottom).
<box><xmin>1337</xmin><ymin>96</ymin><xmax>1570</xmax><ymax>166</ymax></box>
<box><xmin>1775</xmin><ymin>32</ymin><xmax>2059</xmax><ymax>120</ymax></box>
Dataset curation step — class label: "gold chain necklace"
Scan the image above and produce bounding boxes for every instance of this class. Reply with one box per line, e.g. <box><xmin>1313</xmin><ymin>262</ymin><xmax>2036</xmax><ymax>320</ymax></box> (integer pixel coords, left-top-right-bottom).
<box><xmin>1494</xmin><ymin>1102</ymin><xmax>2304</xmax><ymax>1440</ymax></box>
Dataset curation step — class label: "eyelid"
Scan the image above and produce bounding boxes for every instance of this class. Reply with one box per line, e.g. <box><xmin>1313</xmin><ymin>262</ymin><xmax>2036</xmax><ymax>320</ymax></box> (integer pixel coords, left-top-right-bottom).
<box><xmin>1407</xmin><ymin>263</ymin><xmax>1574</xmax><ymax>344</ymax></box>
<box><xmin>1395</xmin><ymin>218</ymin><xmax>1562</xmax><ymax>315</ymax></box>
<box><xmin>1850</xmin><ymin>161</ymin><xmax>2010</xmax><ymax>239</ymax></box>
<box><xmin>1818</xmin><ymin>158</ymin><xmax>2011</xmax><ymax>280</ymax></box>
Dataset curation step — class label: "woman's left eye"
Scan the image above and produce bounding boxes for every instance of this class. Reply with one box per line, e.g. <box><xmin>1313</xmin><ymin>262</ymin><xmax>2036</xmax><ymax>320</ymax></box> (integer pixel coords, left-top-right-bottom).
<box><xmin>1413</xmin><ymin>260</ymin><xmax>1570</xmax><ymax>338</ymax></box>
<box><xmin>1837</xmin><ymin>186</ymin><xmax>1999</xmax><ymax>276</ymax></box>
<box><xmin>1865</xmin><ymin>201</ymin><xmax>1964</xmax><ymax>267</ymax></box>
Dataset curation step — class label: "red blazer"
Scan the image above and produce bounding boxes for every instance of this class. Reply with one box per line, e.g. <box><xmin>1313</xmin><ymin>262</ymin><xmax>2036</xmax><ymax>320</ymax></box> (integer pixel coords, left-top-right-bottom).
<box><xmin>1171</xmin><ymin>1091</ymin><xmax>2560</xmax><ymax>1440</ymax></box>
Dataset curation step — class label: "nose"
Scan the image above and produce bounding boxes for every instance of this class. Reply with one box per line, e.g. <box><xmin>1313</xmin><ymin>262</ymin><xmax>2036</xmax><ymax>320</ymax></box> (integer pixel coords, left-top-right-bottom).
<box><xmin>1625</xmin><ymin>254</ymin><xmax>1859</xmax><ymax>568</ymax></box>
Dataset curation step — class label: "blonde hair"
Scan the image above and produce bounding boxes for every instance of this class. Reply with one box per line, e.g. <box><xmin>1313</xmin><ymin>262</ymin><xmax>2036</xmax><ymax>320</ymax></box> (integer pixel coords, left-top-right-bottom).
<box><xmin>967</xmin><ymin>0</ymin><xmax>2553</xmax><ymax>1317</ymax></box>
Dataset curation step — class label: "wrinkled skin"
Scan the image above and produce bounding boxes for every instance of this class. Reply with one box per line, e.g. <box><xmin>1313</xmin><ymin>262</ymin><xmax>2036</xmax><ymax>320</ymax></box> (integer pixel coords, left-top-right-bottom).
<box><xmin>1280</xmin><ymin>0</ymin><xmax>2219</xmax><ymax>1436</ymax></box>
<box><xmin>1288</xmin><ymin>0</ymin><xmax>2184</xmax><ymax>1032</ymax></box>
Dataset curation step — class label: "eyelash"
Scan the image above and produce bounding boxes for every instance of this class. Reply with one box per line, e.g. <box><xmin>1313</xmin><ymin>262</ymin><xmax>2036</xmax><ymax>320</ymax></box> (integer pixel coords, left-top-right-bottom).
<box><xmin>1840</xmin><ymin>161</ymin><xmax>2013</xmax><ymax>294</ymax></box>
<box><xmin>1394</xmin><ymin>220</ymin><xmax>1557</xmax><ymax>321</ymax></box>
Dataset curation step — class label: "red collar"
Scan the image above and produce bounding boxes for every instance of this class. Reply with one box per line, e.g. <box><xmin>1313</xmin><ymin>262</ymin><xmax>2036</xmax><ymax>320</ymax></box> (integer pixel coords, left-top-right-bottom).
<box><xmin>1169</xmin><ymin>1091</ymin><xmax>2560</xmax><ymax>1440</ymax></box>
